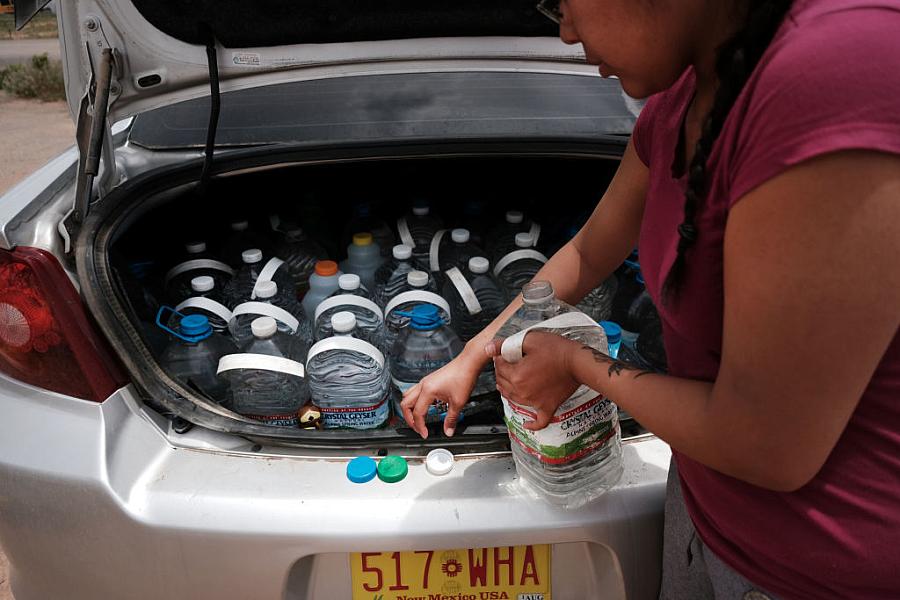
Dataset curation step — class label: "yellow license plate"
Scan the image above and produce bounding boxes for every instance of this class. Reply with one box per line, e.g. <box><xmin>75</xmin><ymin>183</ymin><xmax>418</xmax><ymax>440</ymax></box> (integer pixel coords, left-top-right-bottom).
<box><xmin>350</xmin><ymin>545</ymin><xmax>551</xmax><ymax>600</ymax></box>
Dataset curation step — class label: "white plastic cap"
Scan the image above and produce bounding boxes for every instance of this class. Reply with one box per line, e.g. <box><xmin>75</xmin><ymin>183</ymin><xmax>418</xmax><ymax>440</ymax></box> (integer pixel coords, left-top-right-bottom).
<box><xmin>242</xmin><ymin>249</ymin><xmax>263</xmax><ymax>264</ymax></box>
<box><xmin>331</xmin><ymin>311</ymin><xmax>357</xmax><ymax>333</ymax></box>
<box><xmin>251</xmin><ymin>316</ymin><xmax>277</xmax><ymax>338</ymax></box>
<box><xmin>425</xmin><ymin>448</ymin><xmax>454</xmax><ymax>476</ymax></box>
<box><xmin>185</xmin><ymin>241</ymin><xmax>207</xmax><ymax>254</ymax></box>
<box><xmin>412</xmin><ymin>205</ymin><xmax>430</xmax><ymax>217</ymax></box>
<box><xmin>469</xmin><ymin>256</ymin><xmax>489</xmax><ymax>274</ymax></box>
<box><xmin>231</xmin><ymin>220</ymin><xmax>249</xmax><ymax>231</ymax></box>
<box><xmin>515</xmin><ymin>232</ymin><xmax>534</xmax><ymax>248</ymax></box>
<box><xmin>256</xmin><ymin>280</ymin><xmax>278</xmax><ymax>299</ymax></box>
<box><xmin>393</xmin><ymin>244</ymin><xmax>413</xmax><ymax>260</ymax></box>
<box><xmin>506</xmin><ymin>210</ymin><xmax>524</xmax><ymax>224</ymax></box>
<box><xmin>451</xmin><ymin>228</ymin><xmax>470</xmax><ymax>244</ymax></box>
<box><xmin>407</xmin><ymin>270</ymin><xmax>429</xmax><ymax>288</ymax></box>
<box><xmin>191</xmin><ymin>275</ymin><xmax>215</xmax><ymax>293</ymax></box>
<box><xmin>339</xmin><ymin>273</ymin><xmax>361</xmax><ymax>291</ymax></box>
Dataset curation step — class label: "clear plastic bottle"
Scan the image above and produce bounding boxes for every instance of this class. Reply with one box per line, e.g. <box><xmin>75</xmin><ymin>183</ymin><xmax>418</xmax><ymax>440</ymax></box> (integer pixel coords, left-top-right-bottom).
<box><xmin>430</xmin><ymin>228</ymin><xmax>485</xmax><ymax>277</ymax></box>
<box><xmin>493</xmin><ymin>232</ymin><xmax>548</xmax><ymax>298</ymax></box>
<box><xmin>487</xmin><ymin>210</ymin><xmax>540</xmax><ymax>262</ymax></box>
<box><xmin>163</xmin><ymin>241</ymin><xmax>234</xmax><ymax>306</ymax></box>
<box><xmin>301</xmin><ymin>260</ymin><xmax>342</xmax><ymax>320</ymax></box>
<box><xmin>389</xmin><ymin>304</ymin><xmax>464</xmax><ymax>418</ymax></box>
<box><xmin>313</xmin><ymin>275</ymin><xmax>385</xmax><ymax>348</ymax></box>
<box><xmin>396</xmin><ymin>202</ymin><xmax>443</xmax><ymax>265</ymax></box>
<box><xmin>276</xmin><ymin>227</ymin><xmax>327</xmax><ymax>300</ymax></box>
<box><xmin>372</xmin><ymin>244</ymin><xmax>429</xmax><ymax>307</ymax></box>
<box><xmin>343</xmin><ymin>203</ymin><xmax>395</xmax><ymax>258</ymax></box>
<box><xmin>307</xmin><ymin>312</ymin><xmax>391</xmax><ymax>429</ymax></box>
<box><xmin>170</xmin><ymin>276</ymin><xmax>233</xmax><ymax>333</ymax></box>
<box><xmin>339</xmin><ymin>232</ymin><xmax>384</xmax><ymax>291</ymax></box>
<box><xmin>157</xmin><ymin>311</ymin><xmax>238</xmax><ymax>404</ymax></box>
<box><xmin>218</xmin><ymin>316</ymin><xmax>309</xmax><ymax>426</ymax></box>
<box><xmin>230</xmin><ymin>279</ymin><xmax>311</xmax><ymax>352</ymax></box>
<box><xmin>442</xmin><ymin>256</ymin><xmax>508</xmax><ymax>342</ymax></box>
<box><xmin>495</xmin><ymin>281</ymin><xmax>622</xmax><ymax>507</ymax></box>
<box><xmin>382</xmin><ymin>270</ymin><xmax>445</xmax><ymax>351</ymax></box>
<box><xmin>221</xmin><ymin>249</ymin><xmax>296</xmax><ymax>309</ymax></box>
<box><xmin>220</xmin><ymin>220</ymin><xmax>274</xmax><ymax>268</ymax></box>
<box><xmin>577</xmin><ymin>274</ymin><xmax>620</xmax><ymax>324</ymax></box>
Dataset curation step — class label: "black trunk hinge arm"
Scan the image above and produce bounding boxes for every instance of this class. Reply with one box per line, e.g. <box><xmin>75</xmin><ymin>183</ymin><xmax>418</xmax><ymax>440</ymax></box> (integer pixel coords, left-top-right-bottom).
<box><xmin>196</xmin><ymin>25</ymin><xmax>221</xmax><ymax>200</ymax></box>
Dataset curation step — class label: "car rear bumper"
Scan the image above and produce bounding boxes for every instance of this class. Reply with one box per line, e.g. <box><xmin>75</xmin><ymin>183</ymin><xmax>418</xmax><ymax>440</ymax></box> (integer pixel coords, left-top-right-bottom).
<box><xmin>0</xmin><ymin>376</ymin><xmax>670</xmax><ymax>600</ymax></box>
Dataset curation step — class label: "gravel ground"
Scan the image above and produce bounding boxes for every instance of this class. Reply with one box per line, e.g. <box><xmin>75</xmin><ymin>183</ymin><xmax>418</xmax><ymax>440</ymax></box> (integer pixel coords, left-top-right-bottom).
<box><xmin>0</xmin><ymin>38</ymin><xmax>60</xmax><ymax>67</ymax></box>
<box><xmin>0</xmin><ymin>546</ymin><xmax>10</xmax><ymax>600</ymax></box>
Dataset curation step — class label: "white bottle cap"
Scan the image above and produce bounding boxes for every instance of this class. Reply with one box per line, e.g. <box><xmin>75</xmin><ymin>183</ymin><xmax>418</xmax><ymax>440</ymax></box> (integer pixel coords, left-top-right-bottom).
<box><xmin>393</xmin><ymin>244</ymin><xmax>413</xmax><ymax>260</ymax></box>
<box><xmin>451</xmin><ymin>228</ymin><xmax>470</xmax><ymax>244</ymax></box>
<box><xmin>185</xmin><ymin>241</ymin><xmax>207</xmax><ymax>254</ymax></box>
<box><xmin>256</xmin><ymin>279</ymin><xmax>278</xmax><ymax>299</ymax></box>
<box><xmin>515</xmin><ymin>232</ymin><xmax>534</xmax><ymax>248</ymax></box>
<box><xmin>407</xmin><ymin>270</ymin><xmax>429</xmax><ymax>288</ymax></box>
<box><xmin>469</xmin><ymin>256</ymin><xmax>489</xmax><ymax>274</ymax></box>
<box><xmin>251</xmin><ymin>316</ymin><xmax>277</xmax><ymax>338</ymax></box>
<box><xmin>231</xmin><ymin>220</ymin><xmax>249</xmax><ymax>232</ymax></box>
<box><xmin>331</xmin><ymin>311</ymin><xmax>357</xmax><ymax>333</ymax></box>
<box><xmin>506</xmin><ymin>210</ymin><xmax>524</xmax><ymax>224</ymax></box>
<box><xmin>191</xmin><ymin>275</ymin><xmax>215</xmax><ymax>293</ymax></box>
<box><xmin>339</xmin><ymin>273</ymin><xmax>361</xmax><ymax>291</ymax></box>
<box><xmin>425</xmin><ymin>448</ymin><xmax>454</xmax><ymax>476</ymax></box>
<box><xmin>412</xmin><ymin>205</ymin><xmax>430</xmax><ymax>217</ymax></box>
<box><xmin>242</xmin><ymin>249</ymin><xmax>263</xmax><ymax>264</ymax></box>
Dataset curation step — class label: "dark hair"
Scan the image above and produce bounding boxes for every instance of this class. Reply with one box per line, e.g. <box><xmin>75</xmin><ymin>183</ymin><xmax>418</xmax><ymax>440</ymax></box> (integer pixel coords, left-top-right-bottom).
<box><xmin>663</xmin><ymin>0</ymin><xmax>795</xmax><ymax>300</ymax></box>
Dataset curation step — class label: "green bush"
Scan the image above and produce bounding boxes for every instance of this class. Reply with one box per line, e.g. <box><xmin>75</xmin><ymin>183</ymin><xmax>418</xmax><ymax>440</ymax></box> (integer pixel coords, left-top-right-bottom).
<box><xmin>0</xmin><ymin>53</ymin><xmax>65</xmax><ymax>101</ymax></box>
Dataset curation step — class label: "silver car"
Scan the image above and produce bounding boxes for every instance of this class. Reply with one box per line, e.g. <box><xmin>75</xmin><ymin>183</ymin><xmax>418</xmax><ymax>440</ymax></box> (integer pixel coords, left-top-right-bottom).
<box><xmin>0</xmin><ymin>2</ymin><xmax>669</xmax><ymax>598</ymax></box>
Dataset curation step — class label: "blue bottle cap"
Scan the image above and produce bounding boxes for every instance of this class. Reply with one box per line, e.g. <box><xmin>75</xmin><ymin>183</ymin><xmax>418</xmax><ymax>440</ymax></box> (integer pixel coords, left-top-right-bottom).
<box><xmin>407</xmin><ymin>304</ymin><xmax>443</xmax><ymax>331</ymax></box>
<box><xmin>599</xmin><ymin>321</ymin><xmax>622</xmax><ymax>345</ymax></box>
<box><xmin>180</xmin><ymin>314</ymin><xmax>212</xmax><ymax>338</ymax></box>
<box><xmin>347</xmin><ymin>456</ymin><xmax>377</xmax><ymax>484</ymax></box>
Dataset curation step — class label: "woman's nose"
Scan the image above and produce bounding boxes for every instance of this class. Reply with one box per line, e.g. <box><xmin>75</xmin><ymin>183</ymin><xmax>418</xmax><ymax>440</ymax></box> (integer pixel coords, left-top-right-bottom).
<box><xmin>559</xmin><ymin>23</ymin><xmax>580</xmax><ymax>45</ymax></box>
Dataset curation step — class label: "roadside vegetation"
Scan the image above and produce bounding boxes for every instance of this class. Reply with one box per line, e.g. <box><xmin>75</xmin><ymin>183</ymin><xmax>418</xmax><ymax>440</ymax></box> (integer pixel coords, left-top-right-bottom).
<box><xmin>1</xmin><ymin>11</ymin><xmax>58</xmax><ymax>40</ymax></box>
<box><xmin>0</xmin><ymin>53</ymin><xmax>65</xmax><ymax>101</ymax></box>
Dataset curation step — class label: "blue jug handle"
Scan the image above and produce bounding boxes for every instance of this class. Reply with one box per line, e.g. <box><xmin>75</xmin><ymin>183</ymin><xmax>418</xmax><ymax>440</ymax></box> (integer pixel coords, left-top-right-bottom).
<box><xmin>155</xmin><ymin>306</ymin><xmax>199</xmax><ymax>342</ymax></box>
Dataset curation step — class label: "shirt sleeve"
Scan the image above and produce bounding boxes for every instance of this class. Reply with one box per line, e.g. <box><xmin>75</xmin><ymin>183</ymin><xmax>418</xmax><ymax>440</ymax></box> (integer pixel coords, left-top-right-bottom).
<box><xmin>728</xmin><ymin>6</ymin><xmax>900</xmax><ymax>208</ymax></box>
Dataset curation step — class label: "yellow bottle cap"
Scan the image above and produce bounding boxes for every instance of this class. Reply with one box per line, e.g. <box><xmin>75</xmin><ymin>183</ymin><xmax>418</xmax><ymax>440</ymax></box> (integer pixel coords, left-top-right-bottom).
<box><xmin>353</xmin><ymin>232</ymin><xmax>373</xmax><ymax>246</ymax></box>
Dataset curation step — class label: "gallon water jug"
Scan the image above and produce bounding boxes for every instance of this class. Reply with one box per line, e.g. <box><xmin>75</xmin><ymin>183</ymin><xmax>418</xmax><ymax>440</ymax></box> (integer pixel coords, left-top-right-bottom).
<box><xmin>276</xmin><ymin>227</ymin><xmax>327</xmax><ymax>299</ymax></box>
<box><xmin>397</xmin><ymin>202</ymin><xmax>443</xmax><ymax>265</ymax></box>
<box><xmin>171</xmin><ymin>276</ymin><xmax>233</xmax><ymax>333</ymax></box>
<box><xmin>339</xmin><ymin>233</ymin><xmax>383</xmax><ymax>290</ymax></box>
<box><xmin>372</xmin><ymin>244</ymin><xmax>428</xmax><ymax>307</ymax></box>
<box><xmin>442</xmin><ymin>257</ymin><xmax>508</xmax><ymax>342</ymax></box>
<box><xmin>382</xmin><ymin>271</ymin><xmax>447</xmax><ymax>351</ymax></box>
<box><xmin>487</xmin><ymin>210</ymin><xmax>541</xmax><ymax>262</ymax></box>
<box><xmin>493</xmin><ymin>232</ymin><xmax>548</xmax><ymax>298</ymax></box>
<box><xmin>313</xmin><ymin>281</ymin><xmax>385</xmax><ymax>348</ymax></box>
<box><xmin>428</xmin><ymin>228</ymin><xmax>485</xmax><ymax>280</ymax></box>
<box><xmin>220</xmin><ymin>220</ymin><xmax>273</xmax><ymax>267</ymax></box>
<box><xmin>301</xmin><ymin>260</ymin><xmax>342</xmax><ymax>320</ymax></box>
<box><xmin>221</xmin><ymin>249</ymin><xmax>296</xmax><ymax>309</ymax></box>
<box><xmin>164</xmin><ymin>243</ymin><xmax>234</xmax><ymax>306</ymax></box>
<box><xmin>230</xmin><ymin>280</ymin><xmax>312</xmax><ymax>351</ymax></box>
<box><xmin>330</xmin><ymin>273</ymin><xmax>375</xmax><ymax>300</ymax></box>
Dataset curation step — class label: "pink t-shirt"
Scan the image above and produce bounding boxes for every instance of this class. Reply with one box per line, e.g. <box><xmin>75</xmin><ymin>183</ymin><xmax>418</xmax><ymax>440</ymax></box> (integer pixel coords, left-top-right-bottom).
<box><xmin>632</xmin><ymin>1</ymin><xmax>900</xmax><ymax>598</ymax></box>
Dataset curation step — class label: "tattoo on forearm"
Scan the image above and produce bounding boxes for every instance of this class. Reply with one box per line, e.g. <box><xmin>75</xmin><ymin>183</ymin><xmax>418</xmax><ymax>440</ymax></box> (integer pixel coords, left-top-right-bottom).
<box><xmin>581</xmin><ymin>345</ymin><xmax>652</xmax><ymax>379</ymax></box>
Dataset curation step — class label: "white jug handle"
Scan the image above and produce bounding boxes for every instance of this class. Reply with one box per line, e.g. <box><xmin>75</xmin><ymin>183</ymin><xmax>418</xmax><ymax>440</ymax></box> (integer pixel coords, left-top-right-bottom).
<box><xmin>217</xmin><ymin>353</ymin><xmax>305</xmax><ymax>377</ymax></box>
<box><xmin>231</xmin><ymin>301</ymin><xmax>300</xmax><ymax>334</ymax></box>
<box><xmin>314</xmin><ymin>294</ymin><xmax>384</xmax><ymax>323</ymax></box>
<box><xmin>164</xmin><ymin>259</ymin><xmax>234</xmax><ymax>285</ymax></box>
<box><xmin>306</xmin><ymin>336</ymin><xmax>385</xmax><ymax>368</ymax></box>
<box><xmin>251</xmin><ymin>257</ymin><xmax>287</xmax><ymax>299</ymax></box>
<box><xmin>174</xmin><ymin>297</ymin><xmax>234</xmax><ymax>323</ymax></box>
<box><xmin>445</xmin><ymin>267</ymin><xmax>482</xmax><ymax>315</ymax></box>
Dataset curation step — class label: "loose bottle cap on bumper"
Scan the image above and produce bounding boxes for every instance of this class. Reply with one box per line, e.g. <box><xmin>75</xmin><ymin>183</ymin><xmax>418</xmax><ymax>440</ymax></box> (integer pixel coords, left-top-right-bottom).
<box><xmin>377</xmin><ymin>455</ymin><xmax>409</xmax><ymax>483</ymax></box>
<box><xmin>425</xmin><ymin>449</ymin><xmax>454</xmax><ymax>476</ymax></box>
<box><xmin>347</xmin><ymin>456</ymin><xmax>378</xmax><ymax>484</ymax></box>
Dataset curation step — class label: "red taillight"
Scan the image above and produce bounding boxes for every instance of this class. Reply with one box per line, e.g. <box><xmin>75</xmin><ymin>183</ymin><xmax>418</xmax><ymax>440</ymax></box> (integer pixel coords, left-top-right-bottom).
<box><xmin>0</xmin><ymin>247</ymin><xmax>127</xmax><ymax>401</ymax></box>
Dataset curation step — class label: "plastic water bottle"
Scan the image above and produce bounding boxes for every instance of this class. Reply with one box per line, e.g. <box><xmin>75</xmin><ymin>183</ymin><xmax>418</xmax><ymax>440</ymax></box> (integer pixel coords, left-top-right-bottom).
<box><xmin>230</xmin><ymin>280</ymin><xmax>312</xmax><ymax>351</ymax></box>
<box><xmin>217</xmin><ymin>317</ymin><xmax>309</xmax><ymax>426</ymax></box>
<box><xmin>307</xmin><ymin>312</ymin><xmax>391</xmax><ymax>429</ymax></box>
<box><xmin>396</xmin><ymin>202</ymin><xmax>443</xmax><ymax>265</ymax></box>
<box><xmin>276</xmin><ymin>227</ymin><xmax>327</xmax><ymax>299</ymax></box>
<box><xmin>220</xmin><ymin>220</ymin><xmax>273</xmax><ymax>267</ymax></box>
<box><xmin>382</xmin><ymin>271</ymin><xmax>446</xmax><ymax>350</ymax></box>
<box><xmin>330</xmin><ymin>273</ymin><xmax>374</xmax><ymax>300</ymax></box>
<box><xmin>487</xmin><ymin>210</ymin><xmax>541</xmax><ymax>262</ymax></box>
<box><xmin>429</xmin><ymin>228</ymin><xmax>485</xmax><ymax>278</ymax></box>
<box><xmin>157</xmin><ymin>310</ymin><xmax>238</xmax><ymax>404</ymax></box>
<box><xmin>577</xmin><ymin>274</ymin><xmax>619</xmax><ymax>324</ymax></box>
<box><xmin>372</xmin><ymin>244</ymin><xmax>429</xmax><ymax>307</ymax></box>
<box><xmin>313</xmin><ymin>276</ymin><xmax>385</xmax><ymax>348</ymax></box>
<box><xmin>171</xmin><ymin>276</ymin><xmax>233</xmax><ymax>333</ymax></box>
<box><xmin>339</xmin><ymin>233</ymin><xmax>384</xmax><ymax>290</ymax></box>
<box><xmin>301</xmin><ymin>260</ymin><xmax>342</xmax><ymax>320</ymax></box>
<box><xmin>599</xmin><ymin>321</ymin><xmax>622</xmax><ymax>359</ymax></box>
<box><xmin>164</xmin><ymin>242</ymin><xmax>234</xmax><ymax>306</ymax></box>
<box><xmin>492</xmin><ymin>232</ymin><xmax>548</xmax><ymax>298</ymax></box>
<box><xmin>495</xmin><ymin>280</ymin><xmax>622</xmax><ymax>507</ymax></box>
<box><xmin>389</xmin><ymin>304</ymin><xmax>464</xmax><ymax>418</ymax></box>
<box><xmin>343</xmin><ymin>203</ymin><xmax>396</xmax><ymax>259</ymax></box>
<box><xmin>221</xmin><ymin>249</ymin><xmax>296</xmax><ymax>309</ymax></box>
<box><xmin>442</xmin><ymin>256</ymin><xmax>508</xmax><ymax>342</ymax></box>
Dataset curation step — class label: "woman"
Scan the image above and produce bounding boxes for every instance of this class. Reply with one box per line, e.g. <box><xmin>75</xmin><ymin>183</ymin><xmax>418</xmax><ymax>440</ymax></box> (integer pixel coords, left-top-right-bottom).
<box><xmin>401</xmin><ymin>0</ymin><xmax>900</xmax><ymax>598</ymax></box>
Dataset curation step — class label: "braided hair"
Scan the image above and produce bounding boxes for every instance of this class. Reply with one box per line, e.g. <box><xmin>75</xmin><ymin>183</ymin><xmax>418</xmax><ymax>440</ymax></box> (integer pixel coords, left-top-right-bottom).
<box><xmin>663</xmin><ymin>0</ymin><xmax>795</xmax><ymax>300</ymax></box>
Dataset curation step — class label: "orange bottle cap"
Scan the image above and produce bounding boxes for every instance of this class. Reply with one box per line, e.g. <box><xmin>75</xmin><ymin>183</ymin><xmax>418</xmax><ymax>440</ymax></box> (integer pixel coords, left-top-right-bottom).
<box><xmin>315</xmin><ymin>260</ymin><xmax>339</xmax><ymax>276</ymax></box>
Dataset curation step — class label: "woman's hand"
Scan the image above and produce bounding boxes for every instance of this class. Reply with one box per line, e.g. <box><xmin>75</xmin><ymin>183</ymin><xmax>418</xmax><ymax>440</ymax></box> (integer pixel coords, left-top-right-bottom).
<box><xmin>487</xmin><ymin>331</ymin><xmax>582</xmax><ymax>431</ymax></box>
<box><xmin>400</xmin><ymin>348</ymin><xmax>485</xmax><ymax>439</ymax></box>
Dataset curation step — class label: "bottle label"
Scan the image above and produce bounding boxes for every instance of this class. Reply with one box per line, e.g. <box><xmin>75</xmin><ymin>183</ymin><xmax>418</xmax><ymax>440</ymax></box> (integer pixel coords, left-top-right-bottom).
<box><xmin>242</xmin><ymin>411</ymin><xmax>300</xmax><ymax>427</ymax></box>
<box><xmin>317</xmin><ymin>396</ymin><xmax>389</xmax><ymax>429</ymax></box>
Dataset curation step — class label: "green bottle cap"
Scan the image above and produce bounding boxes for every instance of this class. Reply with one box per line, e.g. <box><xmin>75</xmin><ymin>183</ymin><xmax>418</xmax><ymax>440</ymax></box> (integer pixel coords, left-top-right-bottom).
<box><xmin>377</xmin><ymin>455</ymin><xmax>409</xmax><ymax>483</ymax></box>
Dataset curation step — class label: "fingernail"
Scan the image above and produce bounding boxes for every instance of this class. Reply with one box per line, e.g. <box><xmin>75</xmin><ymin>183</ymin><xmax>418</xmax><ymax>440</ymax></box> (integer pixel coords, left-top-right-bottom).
<box><xmin>484</xmin><ymin>342</ymin><xmax>493</xmax><ymax>355</ymax></box>
<box><xmin>422</xmin><ymin>430</ymin><xmax>429</xmax><ymax>440</ymax></box>
<box><xmin>446</xmin><ymin>427</ymin><xmax>455</xmax><ymax>437</ymax></box>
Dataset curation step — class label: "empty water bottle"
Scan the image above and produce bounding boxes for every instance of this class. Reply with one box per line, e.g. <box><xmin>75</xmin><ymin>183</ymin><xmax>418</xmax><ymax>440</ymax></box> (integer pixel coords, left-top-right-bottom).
<box><xmin>372</xmin><ymin>244</ymin><xmax>429</xmax><ymax>307</ymax></box>
<box><xmin>277</xmin><ymin>227</ymin><xmax>327</xmax><ymax>299</ymax></box>
<box><xmin>389</xmin><ymin>304</ymin><xmax>464</xmax><ymax>418</ymax></box>
<box><xmin>339</xmin><ymin>233</ymin><xmax>383</xmax><ymax>290</ymax></box>
<box><xmin>217</xmin><ymin>317</ymin><xmax>308</xmax><ymax>426</ymax></box>
<box><xmin>577</xmin><ymin>274</ymin><xmax>619</xmax><ymax>324</ymax></box>
<box><xmin>442</xmin><ymin>257</ymin><xmax>508</xmax><ymax>342</ymax></box>
<box><xmin>495</xmin><ymin>281</ymin><xmax>622</xmax><ymax>508</ymax></box>
<box><xmin>222</xmin><ymin>249</ymin><xmax>296</xmax><ymax>309</ymax></box>
<box><xmin>171</xmin><ymin>276</ymin><xmax>233</xmax><ymax>333</ymax></box>
<box><xmin>487</xmin><ymin>210</ymin><xmax>541</xmax><ymax>262</ymax></box>
<box><xmin>164</xmin><ymin>243</ymin><xmax>234</xmax><ymax>306</ymax></box>
<box><xmin>396</xmin><ymin>202</ymin><xmax>443</xmax><ymax>265</ymax></box>
<box><xmin>429</xmin><ymin>228</ymin><xmax>485</xmax><ymax>278</ymax></box>
<box><xmin>492</xmin><ymin>232</ymin><xmax>548</xmax><ymax>297</ymax></box>
<box><xmin>157</xmin><ymin>309</ymin><xmax>238</xmax><ymax>404</ymax></box>
<box><xmin>230</xmin><ymin>280</ymin><xmax>311</xmax><ymax>352</ymax></box>
<box><xmin>307</xmin><ymin>312</ymin><xmax>391</xmax><ymax>429</ymax></box>
<box><xmin>301</xmin><ymin>260</ymin><xmax>342</xmax><ymax>320</ymax></box>
<box><xmin>382</xmin><ymin>271</ymin><xmax>447</xmax><ymax>350</ymax></box>
<box><xmin>313</xmin><ymin>277</ymin><xmax>385</xmax><ymax>348</ymax></box>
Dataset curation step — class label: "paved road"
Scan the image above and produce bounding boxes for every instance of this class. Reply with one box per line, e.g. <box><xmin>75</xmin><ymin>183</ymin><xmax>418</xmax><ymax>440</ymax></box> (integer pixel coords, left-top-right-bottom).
<box><xmin>0</xmin><ymin>38</ymin><xmax>60</xmax><ymax>67</ymax></box>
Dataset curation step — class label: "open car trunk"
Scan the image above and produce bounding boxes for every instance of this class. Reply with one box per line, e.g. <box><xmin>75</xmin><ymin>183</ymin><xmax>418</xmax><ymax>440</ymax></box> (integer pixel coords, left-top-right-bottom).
<box><xmin>77</xmin><ymin>138</ymin><xmax>646</xmax><ymax>449</ymax></box>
